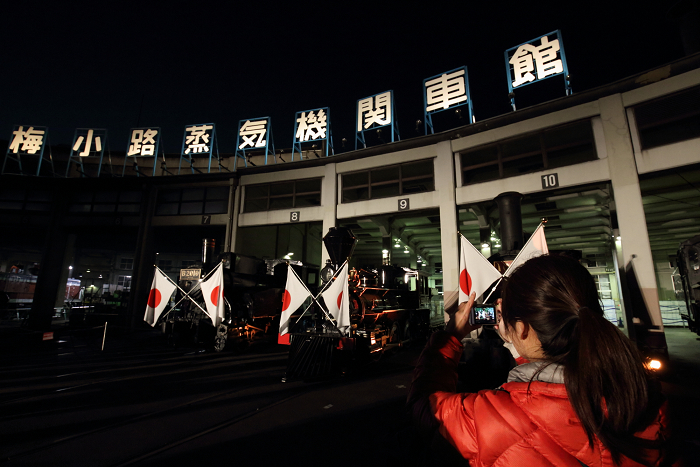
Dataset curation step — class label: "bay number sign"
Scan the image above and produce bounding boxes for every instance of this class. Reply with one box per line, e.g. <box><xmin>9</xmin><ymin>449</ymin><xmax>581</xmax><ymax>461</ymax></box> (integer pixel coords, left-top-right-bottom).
<box><xmin>541</xmin><ymin>173</ymin><xmax>559</xmax><ymax>189</ymax></box>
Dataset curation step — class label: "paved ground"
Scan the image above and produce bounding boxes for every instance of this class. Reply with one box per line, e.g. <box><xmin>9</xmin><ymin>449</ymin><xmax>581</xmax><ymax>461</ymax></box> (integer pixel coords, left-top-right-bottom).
<box><xmin>0</xmin><ymin>321</ymin><xmax>698</xmax><ymax>466</ymax></box>
<box><xmin>658</xmin><ymin>327</ymin><xmax>700</xmax><ymax>463</ymax></box>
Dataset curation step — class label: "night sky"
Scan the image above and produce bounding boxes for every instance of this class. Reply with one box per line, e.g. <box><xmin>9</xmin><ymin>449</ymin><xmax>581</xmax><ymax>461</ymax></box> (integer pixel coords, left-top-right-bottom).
<box><xmin>0</xmin><ymin>0</ymin><xmax>686</xmax><ymax>155</ymax></box>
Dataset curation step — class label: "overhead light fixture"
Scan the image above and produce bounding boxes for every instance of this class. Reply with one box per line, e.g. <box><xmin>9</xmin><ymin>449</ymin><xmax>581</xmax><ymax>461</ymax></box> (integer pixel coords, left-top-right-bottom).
<box><xmin>481</xmin><ymin>242</ymin><xmax>490</xmax><ymax>248</ymax></box>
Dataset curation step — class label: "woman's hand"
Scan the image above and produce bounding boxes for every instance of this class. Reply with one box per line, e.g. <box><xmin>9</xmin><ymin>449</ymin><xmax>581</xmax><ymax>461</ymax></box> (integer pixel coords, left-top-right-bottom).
<box><xmin>444</xmin><ymin>291</ymin><xmax>480</xmax><ymax>340</ymax></box>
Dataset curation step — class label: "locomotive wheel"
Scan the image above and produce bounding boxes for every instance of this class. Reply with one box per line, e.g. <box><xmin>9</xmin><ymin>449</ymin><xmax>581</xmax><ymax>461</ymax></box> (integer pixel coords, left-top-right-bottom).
<box><xmin>165</xmin><ymin>323</ymin><xmax>179</xmax><ymax>348</ymax></box>
<box><xmin>389</xmin><ymin>321</ymin><xmax>400</xmax><ymax>344</ymax></box>
<box><xmin>402</xmin><ymin>319</ymin><xmax>412</xmax><ymax>346</ymax></box>
<box><xmin>213</xmin><ymin>324</ymin><xmax>227</xmax><ymax>352</ymax></box>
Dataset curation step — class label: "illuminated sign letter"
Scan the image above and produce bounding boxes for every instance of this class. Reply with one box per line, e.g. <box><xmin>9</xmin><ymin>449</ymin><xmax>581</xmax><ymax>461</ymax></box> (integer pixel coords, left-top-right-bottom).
<box><xmin>355</xmin><ymin>90</ymin><xmax>399</xmax><ymax>149</ymax></box>
<box><xmin>505</xmin><ymin>30</ymin><xmax>571</xmax><ymax>110</ymax></box>
<box><xmin>422</xmin><ymin>66</ymin><xmax>473</xmax><ymax>134</ymax></box>
<box><xmin>291</xmin><ymin>107</ymin><xmax>334</xmax><ymax>160</ymax></box>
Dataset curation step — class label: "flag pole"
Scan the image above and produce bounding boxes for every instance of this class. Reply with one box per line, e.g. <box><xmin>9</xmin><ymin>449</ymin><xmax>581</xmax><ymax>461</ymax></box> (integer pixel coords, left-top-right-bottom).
<box><xmin>199</xmin><ymin>259</ymin><xmax>225</xmax><ymax>282</ymax></box>
<box><xmin>502</xmin><ymin>221</ymin><xmax>545</xmax><ymax>276</ymax></box>
<box><xmin>290</xmin><ymin>260</ymin><xmax>348</xmax><ymax>333</ymax></box>
<box><xmin>288</xmin><ymin>263</ymin><xmax>335</xmax><ymax>327</ymax></box>
<box><xmin>317</xmin><ymin>259</ymin><xmax>350</xmax><ymax>335</ymax></box>
<box><xmin>156</xmin><ymin>265</ymin><xmax>212</xmax><ymax>321</ymax></box>
<box><xmin>482</xmin><ymin>277</ymin><xmax>504</xmax><ymax>304</ymax></box>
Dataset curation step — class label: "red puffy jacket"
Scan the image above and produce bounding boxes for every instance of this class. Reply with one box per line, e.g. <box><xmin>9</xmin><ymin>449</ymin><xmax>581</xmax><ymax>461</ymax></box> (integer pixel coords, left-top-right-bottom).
<box><xmin>407</xmin><ymin>332</ymin><xmax>673</xmax><ymax>467</ymax></box>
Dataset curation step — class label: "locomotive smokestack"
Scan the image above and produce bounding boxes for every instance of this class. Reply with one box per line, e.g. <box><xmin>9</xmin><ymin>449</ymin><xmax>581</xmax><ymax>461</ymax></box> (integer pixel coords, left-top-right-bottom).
<box><xmin>495</xmin><ymin>192</ymin><xmax>524</xmax><ymax>254</ymax></box>
<box><xmin>202</xmin><ymin>239</ymin><xmax>216</xmax><ymax>267</ymax></box>
<box><xmin>323</xmin><ymin>227</ymin><xmax>357</xmax><ymax>269</ymax></box>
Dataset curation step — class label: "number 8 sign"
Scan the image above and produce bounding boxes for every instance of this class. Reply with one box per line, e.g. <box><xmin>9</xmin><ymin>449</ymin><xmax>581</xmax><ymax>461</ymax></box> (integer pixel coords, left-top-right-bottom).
<box><xmin>290</xmin><ymin>211</ymin><xmax>300</xmax><ymax>222</ymax></box>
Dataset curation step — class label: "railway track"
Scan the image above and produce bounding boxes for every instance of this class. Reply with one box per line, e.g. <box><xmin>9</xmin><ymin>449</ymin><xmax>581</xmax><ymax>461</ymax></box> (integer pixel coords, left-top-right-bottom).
<box><xmin>0</xmin><ymin>330</ymin><xmax>419</xmax><ymax>466</ymax></box>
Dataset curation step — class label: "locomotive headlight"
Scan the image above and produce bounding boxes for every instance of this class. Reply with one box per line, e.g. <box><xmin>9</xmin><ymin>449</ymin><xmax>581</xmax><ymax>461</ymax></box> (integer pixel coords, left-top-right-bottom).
<box><xmin>320</xmin><ymin>265</ymin><xmax>335</xmax><ymax>283</ymax></box>
<box><xmin>644</xmin><ymin>358</ymin><xmax>663</xmax><ymax>371</ymax></box>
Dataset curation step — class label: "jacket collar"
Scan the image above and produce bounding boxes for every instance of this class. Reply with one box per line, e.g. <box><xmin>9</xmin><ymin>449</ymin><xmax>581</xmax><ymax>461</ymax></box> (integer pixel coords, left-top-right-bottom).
<box><xmin>506</xmin><ymin>362</ymin><xmax>565</xmax><ymax>384</ymax></box>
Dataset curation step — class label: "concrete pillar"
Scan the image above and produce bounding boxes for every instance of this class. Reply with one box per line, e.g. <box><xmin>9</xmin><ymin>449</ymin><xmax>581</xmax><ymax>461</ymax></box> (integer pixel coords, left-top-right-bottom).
<box><xmin>28</xmin><ymin>196</ymin><xmax>69</xmax><ymax>330</ymax></box>
<box><xmin>225</xmin><ymin>178</ymin><xmax>239</xmax><ymax>253</ymax></box>
<box><xmin>321</xmin><ymin>163</ymin><xmax>337</xmax><ymax>266</ymax></box>
<box><xmin>436</xmin><ymin>141</ymin><xmax>459</xmax><ymax>318</ymax></box>
<box><xmin>611</xmin><ymin>235</ymin><xmax>630</xmax><ymax>337</ymax></box>
<box><xmin>54</xmin><ymin>234</ymin><xmax>77</xmax><ymax>308</ymax></box>
<box><xmin>599</xmin><ymin>94</ymin><xmax>666</xmax><ymax>351</ymax></box>
<box><xmin>382</xmin><ymin>236</ymin><xmax>392</xmax><ymax>265</ymax></box>
<box><xmin>128</xmin><ymin>184</ymin><xmax>158</xmax><ymax>329</ymax></box>
<box><xmin>409</xmin><ymin>249</ymin><xmax>418</xmax><ymax>269</ymax></box>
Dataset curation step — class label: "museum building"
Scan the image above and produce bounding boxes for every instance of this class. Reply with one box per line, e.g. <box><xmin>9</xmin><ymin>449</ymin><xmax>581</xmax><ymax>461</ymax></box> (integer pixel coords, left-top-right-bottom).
<box><xmin>2</xmin><ymin>53</ymin><xmax>700</xmax><ymax>355</ymax></box>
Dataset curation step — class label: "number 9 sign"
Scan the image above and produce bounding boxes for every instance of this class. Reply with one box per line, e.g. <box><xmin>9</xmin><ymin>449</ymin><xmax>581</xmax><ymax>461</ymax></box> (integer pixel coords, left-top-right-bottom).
<box><xmin>398</xmin><ymin>198</ymin><xmax>409</xmax><ymax>211</ymax></box>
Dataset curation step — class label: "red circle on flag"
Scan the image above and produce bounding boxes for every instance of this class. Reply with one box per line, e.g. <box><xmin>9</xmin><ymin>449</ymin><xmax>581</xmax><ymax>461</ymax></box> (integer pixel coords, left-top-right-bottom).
<box><xmin>459</xmin><ymin>269</ymin><xmax>472</xmax><ymax>295</ymax></box>
<box><xmin>282</xmin><ymin>290</ymin><xmax>291</xmax><ymax>311</ymax></box>
<box><xmin>147</xmin><ymin>288</ymin><xmax>161</xmax><ymax>308</ymax></box>
<box><xmin>211</xmin><ymin>286</ymin><xmax>220</xmax><ymax>306</ymax></box>
<box><xmin>337</xmin><ymin>291</ymin><xmax>343</xmax><ymax>308</ymax></box>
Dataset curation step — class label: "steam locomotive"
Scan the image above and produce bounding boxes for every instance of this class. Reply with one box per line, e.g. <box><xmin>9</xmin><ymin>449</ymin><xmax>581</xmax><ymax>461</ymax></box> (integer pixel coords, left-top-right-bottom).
<box><xmin>161</xmin><ymin>242</ymin><xmax>292</xmax><ymax>352</ymax></box>
<box><xmin>160</xmin><ymin>232</ymin><xmax>431</xmax><ymax>354</ymax></box>
<box><xmin>283</xmin><ymin>227</ymin><xmax>432</xmax><ymax>379</ymax></box>
<box><xmin>345</xmin><ymin>264</ymin><xmax>432</xmax><ymax>350</ymax></box>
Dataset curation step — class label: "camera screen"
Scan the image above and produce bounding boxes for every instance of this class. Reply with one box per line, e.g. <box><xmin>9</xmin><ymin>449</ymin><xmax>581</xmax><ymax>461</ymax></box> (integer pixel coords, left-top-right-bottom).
<box><xmin>472</xmin><ymin>305</ymin><xmax>496</xmax><ymax>324</ymax></box>
<box><xmin>475</xmin><ymin>306</ymin><xmax>495</xmax><ymax>320</ymax></box>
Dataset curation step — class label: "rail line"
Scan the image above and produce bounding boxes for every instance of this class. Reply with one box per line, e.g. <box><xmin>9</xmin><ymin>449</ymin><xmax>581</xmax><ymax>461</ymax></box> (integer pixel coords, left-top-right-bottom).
<box><xmin>1</xmin><ymin>345</ymin><xmax>417</xmax><ymax>466</ymax></box>
<box><xmin>1</xmin><ymin>353</ymin><xmax>293</xmax><ymax>463</ymax></box>
<box><xmin>0</xmin><ymin>350</ymin><xmax>289</xmax><ymax>415</ymax></box>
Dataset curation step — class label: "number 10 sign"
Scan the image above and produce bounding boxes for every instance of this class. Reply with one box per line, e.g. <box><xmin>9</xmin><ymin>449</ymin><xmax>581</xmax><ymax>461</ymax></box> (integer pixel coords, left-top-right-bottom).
<box><xmin>541</xmin><ymin>173</ymin><xmax>559</xmax><ymax>189</ymax></box>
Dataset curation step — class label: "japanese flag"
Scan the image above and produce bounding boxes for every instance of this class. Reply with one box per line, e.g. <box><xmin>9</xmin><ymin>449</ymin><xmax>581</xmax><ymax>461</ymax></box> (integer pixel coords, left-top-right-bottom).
<box><xmin>321</xmin><ymin>263</ymin><xmax>350</xmax><ymax>333</ymax></box>
<box><xmin>280</xmin><ymin>265</ymin><xmax>311</xmax><ymax>335</ymax></box>
<box><xmin>144</xmin><ymin>268</ymin><xmax>177</xmax><ymax>327</ymax></box>
<box><xmin>200</xmin><ymin>262</ymin><xmax>225</xmax><ymax>327</ymax></box>
<box><xmin>459</xmin><ymin>235</ymin><xmax>502</xmax><ymax>304</ymax></box>
<box><xmin>504</xmin><ymin>224</ymin><xmax>549</xmax><ymax>277</ymax></box>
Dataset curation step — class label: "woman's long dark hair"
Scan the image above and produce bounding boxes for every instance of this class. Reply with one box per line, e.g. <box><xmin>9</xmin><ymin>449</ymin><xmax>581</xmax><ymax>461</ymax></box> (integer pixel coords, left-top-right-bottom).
<box><xmin>501</xmin><ymin>254</ymin><xmax>664</xmax><ymax>465</ymax></box>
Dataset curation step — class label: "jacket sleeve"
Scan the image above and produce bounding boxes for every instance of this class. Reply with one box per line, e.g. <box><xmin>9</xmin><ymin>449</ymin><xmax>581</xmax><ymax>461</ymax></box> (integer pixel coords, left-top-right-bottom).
<box><xmin>406</xmin><ymin>331</ymin><xmax>480</xmax><ymax>457</ymax></box>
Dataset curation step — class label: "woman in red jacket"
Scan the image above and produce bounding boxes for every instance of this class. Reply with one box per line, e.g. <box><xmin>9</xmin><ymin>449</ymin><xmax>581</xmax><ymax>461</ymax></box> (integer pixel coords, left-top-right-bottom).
<box><xmin>408</xmin><ymin>254</ymin><xmax>672</xmax><ymax>466</ymax></box>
